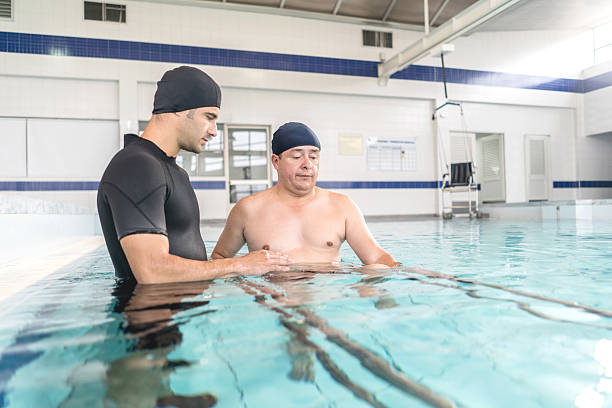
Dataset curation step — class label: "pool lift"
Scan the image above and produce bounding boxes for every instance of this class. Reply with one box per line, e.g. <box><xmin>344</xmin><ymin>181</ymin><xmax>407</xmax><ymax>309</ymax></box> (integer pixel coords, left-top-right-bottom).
<box><xmin>432</xmin><ymin>47</ymin><xmax>480</xmax><ymax>219</ymax></box>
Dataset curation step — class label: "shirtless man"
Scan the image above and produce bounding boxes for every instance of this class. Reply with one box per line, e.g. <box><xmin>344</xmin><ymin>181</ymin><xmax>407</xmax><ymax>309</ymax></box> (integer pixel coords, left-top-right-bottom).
<box><xmin>212</xmin><ymin>122</ymin><xmax>398</xmax><ymax>268</ymax></box>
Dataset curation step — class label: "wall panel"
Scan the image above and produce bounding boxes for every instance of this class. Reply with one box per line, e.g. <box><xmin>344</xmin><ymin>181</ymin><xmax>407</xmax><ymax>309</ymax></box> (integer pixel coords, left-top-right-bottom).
<box><xmin>26</xmin><ymin>119</ymin><xmax>119</xmax><ymax>178</ymax></box>
<box><xmin>0</xmin><ymin>118</ymin><xmax>27</xmax><ymax>177</ymax></box>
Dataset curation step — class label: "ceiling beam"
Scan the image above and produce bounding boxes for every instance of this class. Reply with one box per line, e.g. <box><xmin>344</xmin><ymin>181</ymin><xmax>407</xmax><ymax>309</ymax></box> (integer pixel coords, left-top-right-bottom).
<box><xmin>332</xmin><ymin>0</ymin><xmax>342</xmax><ymax>15</ymax></box>
<box><xmin>423</xmin><ymin>0</ymin><xmax>429</xmax><ymax>34</ymax></box>
<box><xmin>382</xmin><ymin>0</ymin><xmax>397</xmax><ymax>22</ymax></box>
<box><xmin>131</xmin><ymin>0</ymin><xmax>423</xmax><ymax>31</ymax></box>
<box><xmin>378</xmin><ymin>0</ymin><xmax>524</xmax><ymax>83</ymax></box>
<box><xmin>430</xmin><ymin>0</ymin><xmax>451</xmax><ymax>26</ymax></box>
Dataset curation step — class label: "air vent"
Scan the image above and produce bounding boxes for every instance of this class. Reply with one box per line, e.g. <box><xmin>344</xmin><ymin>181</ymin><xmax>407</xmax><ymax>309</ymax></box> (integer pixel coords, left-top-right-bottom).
<box><xmin>0</xmin><ymin>0</ymin><xmax>12</xmax><ymax>19</ymax></box>
<box><xmin>362</xmin><ymin>30</ymin><xmax>392</xmax><ymax>48</ymax></box>
<box><xmin>84</xmin><ymin>1</ymin><xmax>126</xmax><ymax>23</ymax></box>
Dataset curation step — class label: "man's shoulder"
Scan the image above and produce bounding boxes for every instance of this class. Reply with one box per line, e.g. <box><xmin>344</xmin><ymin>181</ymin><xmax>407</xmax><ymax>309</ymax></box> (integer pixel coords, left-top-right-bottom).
<box><xmin>316</xmin><ymin>187</ymin><xmax>352</xmax><ymax>205</ymax></box>
<box><xmin>236</xmin><ymin>187</ymin><xmax>274</xmax><ymax>208</ymax></box>
<box><xmin>101</xmin><ymin>142</ymin><xmax>165</xmax><ymax>186</ymax></box>
<box><xmin>230</xmin><ymin>187</ymin><xmax>276</xmax><ymax>216</ymax></box>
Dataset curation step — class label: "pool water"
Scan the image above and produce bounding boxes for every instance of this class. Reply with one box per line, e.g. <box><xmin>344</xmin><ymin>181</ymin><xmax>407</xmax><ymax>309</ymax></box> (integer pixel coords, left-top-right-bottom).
<box><xmin>0</xmin><ymin>219</ymin><xmax>611</xmax><ymax>408</ymax></box>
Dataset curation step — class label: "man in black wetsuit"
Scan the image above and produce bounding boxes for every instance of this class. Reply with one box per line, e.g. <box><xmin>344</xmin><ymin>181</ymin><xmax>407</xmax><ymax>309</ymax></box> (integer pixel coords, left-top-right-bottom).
<box><xmin>97</xmin><ymin>66</ymin><xmax>291</xmax><ymax>284</ymax></box>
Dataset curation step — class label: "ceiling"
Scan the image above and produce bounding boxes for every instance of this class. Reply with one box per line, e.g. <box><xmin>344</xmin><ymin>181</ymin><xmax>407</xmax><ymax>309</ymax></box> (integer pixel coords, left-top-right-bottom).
<box><xmin>183</xmin><ymin>0</ymin><xmax>612</xmax><ymax>32</ymax></box>
<box><xmin>477</xmin><ymin>0</ymin><xmax>612</xmax><ymax>31</ymax></box>
<box><xmin>223</xmin><ymin>0</ymin><xmax>479</xmax><ymax>27</ymax></box>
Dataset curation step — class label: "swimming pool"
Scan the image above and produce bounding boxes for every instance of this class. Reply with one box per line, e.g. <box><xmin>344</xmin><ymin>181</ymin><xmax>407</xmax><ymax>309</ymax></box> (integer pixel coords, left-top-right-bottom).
<box><xmin>0</xmin><ymin>219</ymin><xmax>610</xmax><ymax>408</ymax></box>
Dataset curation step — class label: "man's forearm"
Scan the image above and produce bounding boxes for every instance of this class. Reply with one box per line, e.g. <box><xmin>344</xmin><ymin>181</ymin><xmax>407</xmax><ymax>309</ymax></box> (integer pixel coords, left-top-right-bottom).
<box><xmin>137</xmin><ymin>254</ymin><xmax>245</xmax><ymax>284</ymax></box>
<box><xmin>367</xmin><ymin>252</ymin><xmax>400</xmax><ymax>268</ymax></box>
<box><xmin>210</xmin><ymin>250</ymin><xmax>231</xmax><ymax>260</ymax></box>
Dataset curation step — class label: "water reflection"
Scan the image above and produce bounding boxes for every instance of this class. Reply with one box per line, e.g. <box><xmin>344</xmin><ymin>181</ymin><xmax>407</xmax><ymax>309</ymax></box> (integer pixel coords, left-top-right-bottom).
<box><xmin>62</xmin><ymin>280</ymin><xmax>218</xmax><ymax>408</ymax></box>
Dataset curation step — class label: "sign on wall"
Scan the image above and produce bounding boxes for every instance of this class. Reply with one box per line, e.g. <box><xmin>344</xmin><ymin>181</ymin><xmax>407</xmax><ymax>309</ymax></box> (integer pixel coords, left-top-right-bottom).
<box><xmin>366</xmin><ymin>138</ymin><xmax>416</xmax><ymax>172</ymax></box>
<box><xmin>338</xmin><ymin>133</ymin><xmax>364</xmax><ymax>155</ymax></box>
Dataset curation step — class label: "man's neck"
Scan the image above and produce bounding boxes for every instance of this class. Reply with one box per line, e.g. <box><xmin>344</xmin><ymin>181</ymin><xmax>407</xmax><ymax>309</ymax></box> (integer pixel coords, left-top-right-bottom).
<box><xmin>141</xmin><ymin>121</ymin><xmax>180</xmax><ymax>157</ymax></box>
<box><xmin>273</xmin><ymin>184</ymin><xmax>318</xmax><ymax>205</ymax></box>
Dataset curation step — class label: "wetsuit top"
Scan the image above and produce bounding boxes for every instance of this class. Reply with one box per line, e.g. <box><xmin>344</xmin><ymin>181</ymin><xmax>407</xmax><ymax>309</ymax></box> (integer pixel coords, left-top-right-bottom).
<box><xmin>97</xmin><ymin>135</ymin><xmax>207</xmax><ymax>282</ymax></box>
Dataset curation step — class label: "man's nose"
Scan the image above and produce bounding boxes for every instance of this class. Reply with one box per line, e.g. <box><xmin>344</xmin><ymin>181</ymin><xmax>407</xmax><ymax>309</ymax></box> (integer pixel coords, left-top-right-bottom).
<box><xmin>208</xmin><ymin>122</ymin><xmax>218</xmax><ymax>137</ymax></box>
<box><xmin>301</xmin><ymin>157</ymin><xmax>314</xmax><ymax>168</ymax></box>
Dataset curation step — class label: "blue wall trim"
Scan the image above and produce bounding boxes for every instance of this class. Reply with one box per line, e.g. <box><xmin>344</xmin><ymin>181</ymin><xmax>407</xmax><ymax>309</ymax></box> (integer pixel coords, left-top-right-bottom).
<box><xmin>583</xmin><ymin>70</ymin><xmax>612</xmax><ymax>93</ymax></box>
<box><xmin>1</xmin><ymin>31</ymin><xmax>607</xmax><ymax>93</ymax></box>
<box><xmin>580</xmin><ymin>180</ymin><xmax>612</xmax><ymax>188</ymax></box>
<box><xmin>0</xmin><ymin>181</ymin><xmax>227</xmax><ymax>191</ymax></box>
<box><xmin>191</xmin><ymin>181</ymin><xmax>226</xmax><ymax>190</ymax></box>
<box><xmin>317</xmin><ymin>181</ymin><xmax>439</xmax><ymax>189</ymax></box>
<box><xmin>0</xmin><ymin>181</ymin><xmax>100</xmax><ymax>191</ymax></box>
<box><xmin>553</xmin><ymin>180</ymin><xmax>612</xmax><ymax>188</ymax></box>
<box><xmin>1</xmin><ymin>180</ymin><xmax>610</xmax><ymax>191</ymax></box>
<box><xmin>553</xmin><ymin>181</ymin><xmax>580</xmax><ymax>188</ymax></box>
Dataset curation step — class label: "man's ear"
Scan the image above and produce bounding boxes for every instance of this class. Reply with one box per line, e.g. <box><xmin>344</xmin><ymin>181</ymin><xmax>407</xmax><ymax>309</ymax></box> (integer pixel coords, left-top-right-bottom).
<box><xmin>271</xmin><ymin>154</ymin><xmax>280</xmax><ymax>170</ymax></box>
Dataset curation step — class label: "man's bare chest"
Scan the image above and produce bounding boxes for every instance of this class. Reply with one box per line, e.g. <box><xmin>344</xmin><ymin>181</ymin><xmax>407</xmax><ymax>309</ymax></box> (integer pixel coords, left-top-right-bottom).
<box><xmin>244</xmin><ymin>209</ymin><xmax>345</xmax><ymax>252</ymax></box>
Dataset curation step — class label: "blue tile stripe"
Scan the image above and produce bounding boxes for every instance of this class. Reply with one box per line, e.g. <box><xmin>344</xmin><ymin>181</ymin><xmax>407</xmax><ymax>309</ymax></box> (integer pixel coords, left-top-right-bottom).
<box><xmin>191</xmin><ymin>181</ymin><xmax>226</xmax><ymax>189</ymax></box>
<box><xmin>552</xmin><ymin>181</ymin><xmax>612</xmax><ymax>188</ymax></box>
<box><xmin>0</xmin><ymin>30</ymin><xmax>607</xmax><ymax>93</ymax></box>
<box><xmin>317</xmin><ymin>181</ymin><xmax>439</xmax><ymax>189</ymax></box>
<box><xmin>553</xmin><ymin>181</ymin><xmax>580</xmax><ymax>188</ymax></box>
<box><xmin>579</xmin><ymin>180</ymin><xmax>612</xmax><ymax>188</ymax></box>
<box><xmin>583</xmin><ymin>70</ymin><xmax>612</xmax><ymax>93</ymax></box>
<box><xmin>0</xmin><ymin>181</ymin><xmax>226</xmax><ymax>191</ymax></box>
<box><xmin>1</xmin><ymin>180</ymin><xmax>610</xmax><ymax>191</ymax></box>
<box><xmin>0</xmin><ymin>181</ymin><xmax>100</xmax><ymax>191</ymax></box>
<box><xmin>391</xmin><ymin>65</ymin><xmax>584</xmax><ymax>93</ymax></box>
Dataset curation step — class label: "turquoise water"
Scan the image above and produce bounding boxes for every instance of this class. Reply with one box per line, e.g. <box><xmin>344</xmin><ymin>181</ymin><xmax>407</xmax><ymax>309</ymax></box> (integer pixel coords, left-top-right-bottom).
<box><xmin>0</xmin><ymin>219</ymin><xmax>611</xmax><ymax>408</ymax></box>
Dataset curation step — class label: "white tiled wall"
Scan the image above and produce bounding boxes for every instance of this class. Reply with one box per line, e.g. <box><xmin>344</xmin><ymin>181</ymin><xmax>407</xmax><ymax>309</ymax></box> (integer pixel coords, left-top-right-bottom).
<box><xmin>436</xmin><ymin>102</ymin><xmax>578</xmax><ymax>203</ymax></box>
<box><xmin>0</xmin><ymin>75</ymin><xmax>118</xmax><ymax>119</ymax></box>
<box><xmin>584</xmin><ymin>86</ymin><xmax>612</xmax><ymax>137</ymax></box>
<box><xmin>431</xmin><ymin>29</ymin><xmax>594</xmax><ymax>78</ymax></box>
<box><xmin>0</xmin><ymin>0</ymin><xmax>610</xmax><ymax>218</ymax></box>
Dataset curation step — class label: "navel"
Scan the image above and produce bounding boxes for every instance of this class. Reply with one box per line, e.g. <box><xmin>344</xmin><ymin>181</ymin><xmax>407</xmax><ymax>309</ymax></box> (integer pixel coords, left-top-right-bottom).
<box><xmin>262</xmin><ymin>244</ymin><xmax>270</xmax><ymax>250</ymax></box>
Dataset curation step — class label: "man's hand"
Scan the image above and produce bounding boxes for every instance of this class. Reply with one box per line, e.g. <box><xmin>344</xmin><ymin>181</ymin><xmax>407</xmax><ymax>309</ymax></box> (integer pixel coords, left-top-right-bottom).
<box><xmin>235</xmin><ymin>250</ymin><xmax>293</xmax><ymax>275</ymax></box>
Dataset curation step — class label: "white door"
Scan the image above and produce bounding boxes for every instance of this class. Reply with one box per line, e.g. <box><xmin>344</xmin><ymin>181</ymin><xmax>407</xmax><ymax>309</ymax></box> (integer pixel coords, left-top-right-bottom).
<box><xmin>525</xmin><ymin>134</ymin><xmax>550</xmax><ymax>201</ymax></box>
<box><xmin>477</xmin><ymin>133</ymin><xmax>506</xmax><ymax>202</ymax></box>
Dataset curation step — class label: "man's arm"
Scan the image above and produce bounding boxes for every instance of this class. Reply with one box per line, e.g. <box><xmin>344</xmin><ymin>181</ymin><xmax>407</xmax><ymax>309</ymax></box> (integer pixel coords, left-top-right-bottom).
<box><xmin>343</xmin><ymin>196</ymin><xmax>399</xmax><ymax>268</ymax></box>
<box><xmin>211</xmin><ymin>199</ymin><xmax>250</xmax><ymax>260</ymax></box>
<box><xmin>121</xmin><ymin>233</ymin><xmax>290</xmax><ymax>284</ymax></box>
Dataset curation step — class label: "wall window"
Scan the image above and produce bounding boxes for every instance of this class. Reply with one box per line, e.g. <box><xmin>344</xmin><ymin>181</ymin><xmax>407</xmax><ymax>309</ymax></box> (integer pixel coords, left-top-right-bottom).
<box><xmin>178</xmin><ymin>124</ymin><xmax>225</xmax><ymax>177</ymax></box>
<box><xmin>594</xmin><ymin>21</ymin><xmax>612</xmax><ymax>65</ymax></box>
<box><xmin>362</xmin><ymin>30</ymin><xmax>393</xmax><ymax>48</ymax></box>
<box><xmin>228</xmin><ymin>129</ymin><xmax>268</xmax><ymax>180</ymax></box>
<box><xmin>0</xmin><ymin>0</ymin><xmax>13</xmax><ymax>19</ymax></box>
<box><xmin>229</xmin><ymin>184</ymin><xmax>268</xmax><ymax>204</ymax></box>
<box><xmin>84</xmin><ymin>1</ymin><xmax>126</xmax><ymax>23</ymax></box>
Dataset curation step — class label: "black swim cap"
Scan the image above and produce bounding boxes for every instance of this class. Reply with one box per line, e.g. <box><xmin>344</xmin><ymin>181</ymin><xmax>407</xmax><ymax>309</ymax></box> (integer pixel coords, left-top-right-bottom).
<box><xmin>152</xmin><ymin>66</ymin><xmax>221</xmax><ymax>114</ymax></box>
<box><xmin>272</xmin><ymin>122</ymin><xmax>321</xmax><ymax>155</ymax></box>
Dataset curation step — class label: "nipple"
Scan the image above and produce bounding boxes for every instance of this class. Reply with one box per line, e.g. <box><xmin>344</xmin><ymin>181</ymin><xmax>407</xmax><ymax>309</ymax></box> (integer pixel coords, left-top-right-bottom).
<box><xmin>326</xmin><ymin>241</ymin><xmax>334</xmax><ymax>247</ymax></box>
<box><xmin>263</xmin><ymin>244</ymin><xmax>270</xmax><ymax>250</ymax></box>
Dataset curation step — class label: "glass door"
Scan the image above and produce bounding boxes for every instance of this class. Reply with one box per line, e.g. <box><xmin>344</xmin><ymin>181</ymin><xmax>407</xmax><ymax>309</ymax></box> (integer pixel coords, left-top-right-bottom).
<box><xmin>225</xmin><ymin>125</ymin><xmax>272</xmax><ymax>207</ymax></box>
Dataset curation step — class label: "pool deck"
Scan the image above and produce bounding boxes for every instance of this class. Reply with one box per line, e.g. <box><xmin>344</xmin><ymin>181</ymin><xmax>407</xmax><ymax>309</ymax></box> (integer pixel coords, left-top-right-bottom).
<box><xmin>0</xmin><ymin>236</ymin><xmax>105</xmax><ymax>303</ymax></box>
<box><xmin>481</xmin><ymin>198</ymin><xmax>612</xmax><ymax>221</ymax></box>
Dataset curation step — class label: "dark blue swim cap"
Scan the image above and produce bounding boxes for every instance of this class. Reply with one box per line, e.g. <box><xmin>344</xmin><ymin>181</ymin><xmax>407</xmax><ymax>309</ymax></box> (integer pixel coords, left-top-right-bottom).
<box><xmin>272</xmin><ymin>122</ymin><xmax>321</xmax><ymax>155</ymax></box>
<box><xmin>152</xmin><ymin>66</ymin><xmax>221</xmax><ymax>114</ymax></box>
